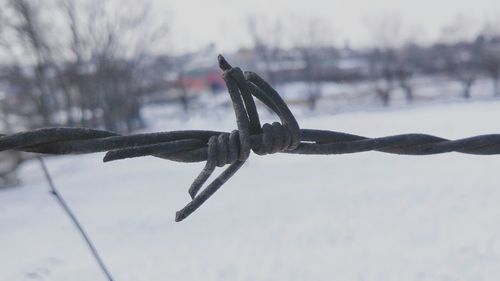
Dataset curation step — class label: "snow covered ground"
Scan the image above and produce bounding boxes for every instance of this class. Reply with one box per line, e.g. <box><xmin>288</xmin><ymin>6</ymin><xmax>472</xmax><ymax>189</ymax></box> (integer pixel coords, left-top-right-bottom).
<box><xmin>2</xmin><ymin>98</ymin><xmax>500</xmax><ymax>281</ymax></box>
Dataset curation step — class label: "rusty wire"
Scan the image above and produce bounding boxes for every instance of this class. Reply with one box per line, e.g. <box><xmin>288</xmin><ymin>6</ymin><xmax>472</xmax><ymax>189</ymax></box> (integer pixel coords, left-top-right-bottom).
<box><xmin>2</xmin><ymin>55</ymin><xmax>500</xmax><ymax>222</ymax></box>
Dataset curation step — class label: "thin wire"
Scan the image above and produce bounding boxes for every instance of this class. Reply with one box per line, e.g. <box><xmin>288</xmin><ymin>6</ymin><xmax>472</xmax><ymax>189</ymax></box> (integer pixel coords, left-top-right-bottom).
<box><xmin>38</xmin><ymin>157</ymin><xmax>115</xmax><ymax>281</ymax></box>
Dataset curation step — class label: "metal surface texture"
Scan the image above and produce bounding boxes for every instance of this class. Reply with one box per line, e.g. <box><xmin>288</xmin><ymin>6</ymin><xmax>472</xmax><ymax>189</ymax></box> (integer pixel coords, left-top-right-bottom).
<box><xmin>2</xmin><ymin>55</ymin><xmax>499</xmax><ymax>222</ymax></box>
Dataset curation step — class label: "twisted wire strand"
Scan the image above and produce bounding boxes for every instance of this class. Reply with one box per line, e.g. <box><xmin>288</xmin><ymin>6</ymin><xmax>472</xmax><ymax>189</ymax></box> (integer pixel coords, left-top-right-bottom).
<box><xmin>1</xmin><ymin>55</ymin><xmax>500</xmax><ymax>222</ymax></box>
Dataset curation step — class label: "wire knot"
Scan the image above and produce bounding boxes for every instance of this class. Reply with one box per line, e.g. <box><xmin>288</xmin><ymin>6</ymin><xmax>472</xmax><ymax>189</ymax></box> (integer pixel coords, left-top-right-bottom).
<box><xmin>202</xmin><ymin>120</ymin><xmax>294</xmax><ymax>171</ymax></box>
<box><xmin>252</xmin><ymin>122</ymin><xmax>295</xmax><ymax>155</ymax></box>
<box><xmin>209</xmin><ymin>131</ymin><xmax>241</xmax><ymax>168</ymax></box>
<box><xmin>176</xmin><ymin>55</ymin><xmax>302</xmax><ymax>221</ymax></box>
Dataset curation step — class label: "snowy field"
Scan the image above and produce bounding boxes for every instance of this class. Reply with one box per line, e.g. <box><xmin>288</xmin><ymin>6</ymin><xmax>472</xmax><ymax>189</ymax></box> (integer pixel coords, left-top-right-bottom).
<box><xmin>2</xmin><ymin>98</ymin><xmax>500</xmax><ymax>281</ymax></box>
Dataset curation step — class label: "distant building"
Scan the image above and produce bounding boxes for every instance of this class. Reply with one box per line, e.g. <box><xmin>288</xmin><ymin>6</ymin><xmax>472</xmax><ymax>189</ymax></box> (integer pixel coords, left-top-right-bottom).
<box><xmin>180</xmin><ymin>67</ymin><xmax>224</xmax><ymax>94</ymax></box>
<box><xmin>179</xmin><ymin>43</ymin><xmax>225</xmax><ymax>94</ymax></box>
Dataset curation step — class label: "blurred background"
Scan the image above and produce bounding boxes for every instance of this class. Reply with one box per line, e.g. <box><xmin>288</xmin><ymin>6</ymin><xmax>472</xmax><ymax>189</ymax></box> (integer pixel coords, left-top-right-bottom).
<box><xmin>0</xmin><ymin>0</ymin><xmax>499</xmax><ymax>184</ymax></box>
<box><xmin>1</xmin><ymin>0</ymin><xmax>500</xmax><ymax>280</ymax></box>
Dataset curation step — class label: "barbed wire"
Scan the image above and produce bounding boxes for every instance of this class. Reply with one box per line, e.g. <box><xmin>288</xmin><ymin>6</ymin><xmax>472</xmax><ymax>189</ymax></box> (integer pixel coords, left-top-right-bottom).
<box><xmin>2</xmin><ymin>55</ymin><xmax>500</xmax><ymax>222</ymax></box>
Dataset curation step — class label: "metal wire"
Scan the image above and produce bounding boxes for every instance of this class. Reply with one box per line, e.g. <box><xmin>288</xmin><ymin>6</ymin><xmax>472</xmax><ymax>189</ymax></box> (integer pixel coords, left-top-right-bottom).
<box><xmin>2</xmin><ymin>55</ymin><xmax>500</xmax><ymax>222</ymax></box>
<box><xmin>38</xmin><ymin>157</ymin><xmax>115</xmax><ymax>281</ymax></box>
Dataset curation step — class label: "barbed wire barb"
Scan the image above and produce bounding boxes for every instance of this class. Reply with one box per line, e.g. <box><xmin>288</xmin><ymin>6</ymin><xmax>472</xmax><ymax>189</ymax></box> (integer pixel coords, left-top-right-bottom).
<box><xmin>2</xmin><ymin>55</ymin><xmax>500</xmax><ymax>222</ymax></box>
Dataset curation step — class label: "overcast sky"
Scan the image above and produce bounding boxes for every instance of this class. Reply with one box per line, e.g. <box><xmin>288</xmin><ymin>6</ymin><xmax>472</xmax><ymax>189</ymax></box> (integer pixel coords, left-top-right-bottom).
<box><xmin>151</xmin><ymin>0</ymin><xmax>500</xmax><ymax>53</ymax></box>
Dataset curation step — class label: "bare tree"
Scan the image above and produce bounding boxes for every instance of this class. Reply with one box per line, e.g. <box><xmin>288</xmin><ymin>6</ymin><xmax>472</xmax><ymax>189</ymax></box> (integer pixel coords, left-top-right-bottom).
<box><xmin>291</xmin><ymin>17</ymin><xmax>334</xmax><ymax>110</ymax></box>
<box><xmin>0</xmin><ymin>14</ymin><xmax>23</xmax><ymax>186</ymax></box>
<box><xmin>0</xmin><ymin>0</ymin><xmax>168</xmax><ymax>133</ymax></box>
<box><xmin>174</xmin><ymin>57</ymin><xmax>190</xmax><ymax>115</ymax></box>
<box><xmin>436</xmin><ymin>42</ymin><xmax>480</xmax><ymax>99</ymax></box>
<box><xmin>365</xmin><ymin>14</ymin><xmax>419</xmax><ymax>106</ymax></box>
<box><xmin>477</xmin><ymin>21</ymin><xmax>500</xmax><ymax>97</ymax></box>
<box><xmin>6</xmin><ymin>0</ymin><xmax>57</xmax><ymax>126</ymax></box>
<box><xmin>482</xmin><ymin>43</ymin><xmax>500</xmax><ymax>97</ymax></box>
<box><xmin>438</xmin><ymin>17</ymin><xmax>481</xmax><ymax>99</ymax></box>
<box><xmin>246</xmin><ymin>15</ymin><xmax>283</xmax><ymax>86</ymax></box>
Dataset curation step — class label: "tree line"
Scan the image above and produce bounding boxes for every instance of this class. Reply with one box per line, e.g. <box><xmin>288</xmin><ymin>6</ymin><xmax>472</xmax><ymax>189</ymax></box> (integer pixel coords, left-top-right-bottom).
<box><xmin>0</xmin><ymin>0</ymin><xmax>168</xmax><ymax>133</ymax></box>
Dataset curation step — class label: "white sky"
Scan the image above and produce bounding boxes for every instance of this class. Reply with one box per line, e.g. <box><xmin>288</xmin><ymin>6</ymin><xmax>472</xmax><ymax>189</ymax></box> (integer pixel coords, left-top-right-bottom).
<box><xmin>152</xmin><ymin>0</ymin><xmax>500</xmax><ymax>53</ymax></box>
